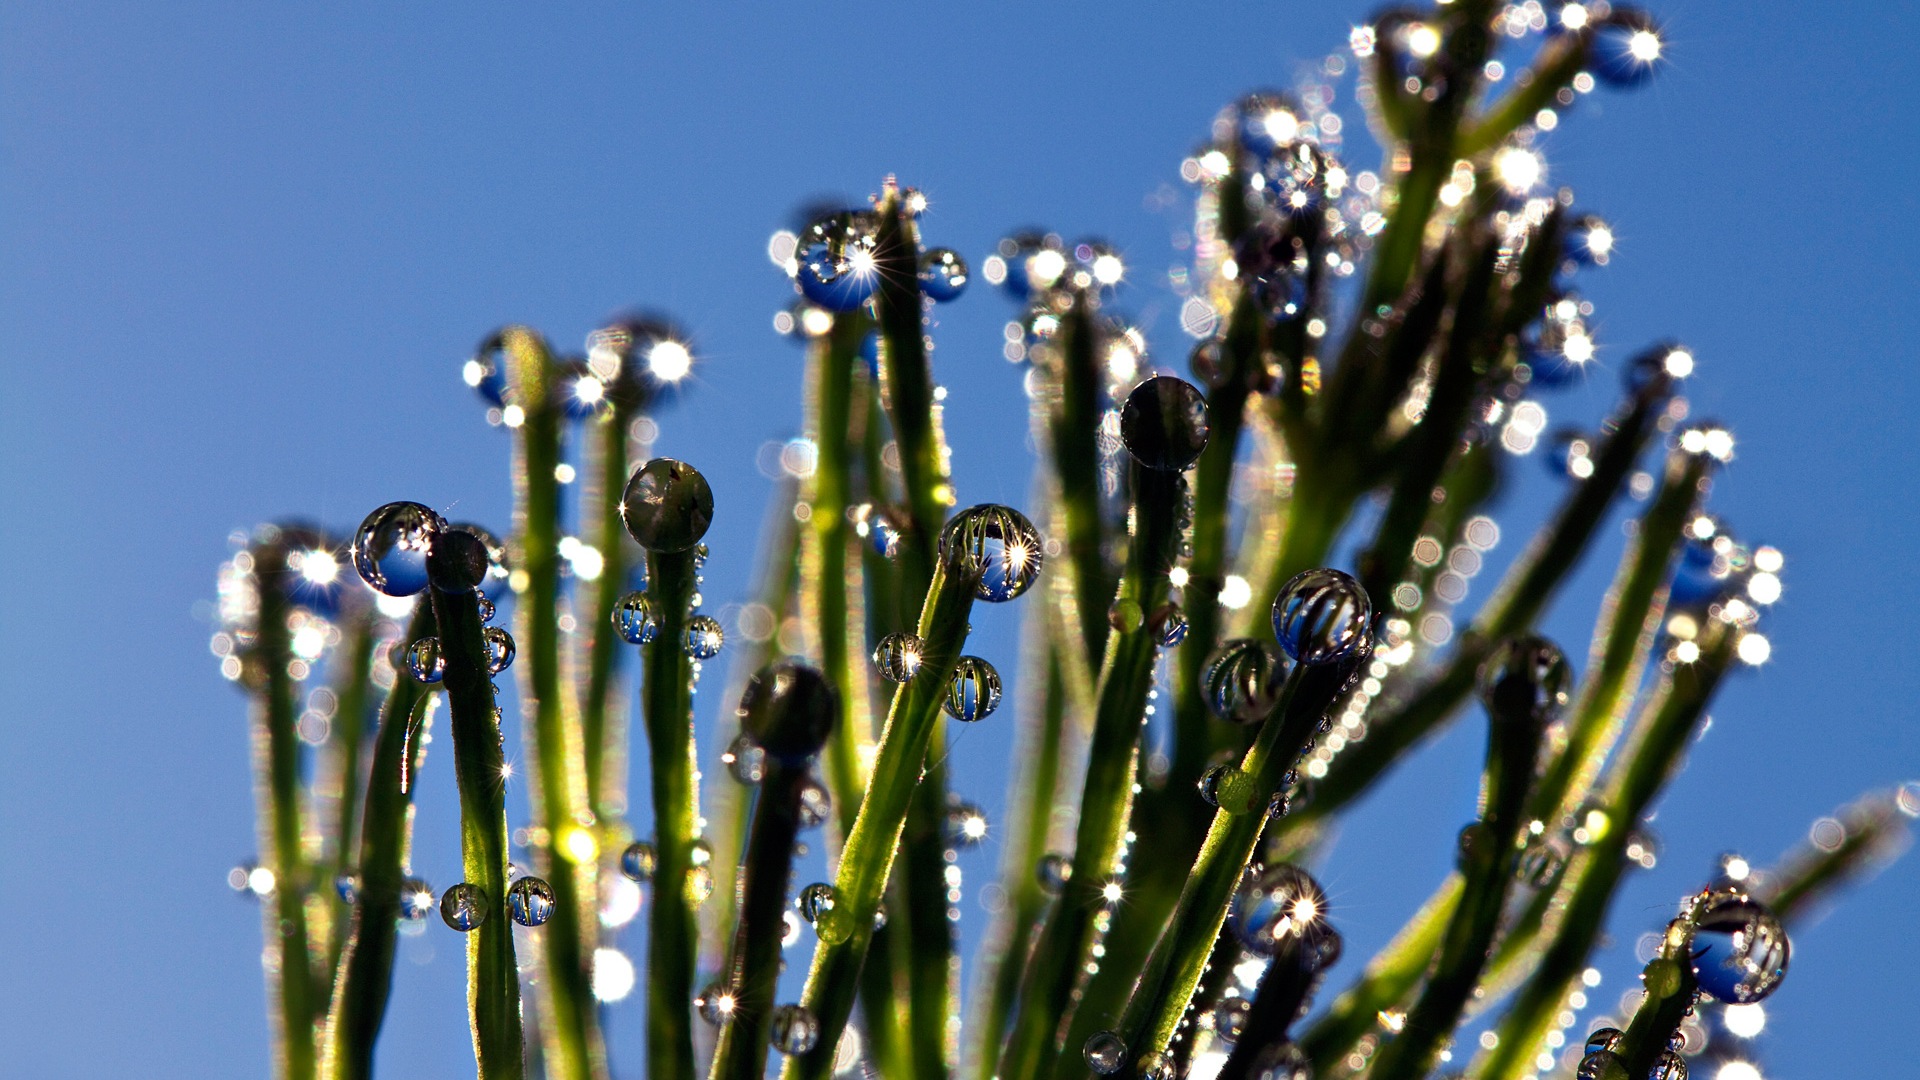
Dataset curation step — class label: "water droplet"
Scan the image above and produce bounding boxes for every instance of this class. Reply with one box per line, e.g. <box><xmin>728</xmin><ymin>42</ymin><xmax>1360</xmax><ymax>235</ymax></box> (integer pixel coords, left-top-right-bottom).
<box><xmin>400</xmin><ymin>878</ymin><xmax>434</xmax><ymax>920</ymax></box>
<box><xmin>1084</xmin><ymin>1031</ymin><xmax>1127</xmax><ymax>1075</ymax></box>
<box><xmin>621</xmin><ymin>840</ymin><xmax>657</xmax><ymax>882</ymax></box>
<box><xmin>1205</xmin><ymin>639</ymin><xmax>1274</xmax><ymax>723</ymax></box>
<box><xmin>943</xmin><ymin>656</ymin><xmax>1002</xmax><ymax>722</ymax></box>
<box><xmin>439</xmin><ymin>882</ymin><xmax>489</xmax><ymax>932</ymax></box>
<box><xmin>724</xmin><ymin>734</ymin><xmax>766</xmax><ymax>784</ymax></box>
<box><xmin>867</xmin><ymin>507</ymin><xmax>905</xmax><ymax>558</ymax></box>
<box><xmin>476</xmin><ymin>594</ymin><xmax>496</xmax><ymax>622</ymax></box>
<box><xmin>449</xmin><ymin>523</ymin><xmax>512</xmax><ymax>599</ymax></box>
<box><xmin>797</xmin><ymin>779</ymin><xmax>831</xmax><ymax>830</ymax></box>
<box><xmin>508</xmin><ymin>876</ymin><xmax>555</xmax><ymax>926</ymax></box>
<box><xmin>919</xmin><ymin>248</ymin><xmax>970</xmax><ymax>302</ymax></box>
<box><xmin>1691</xmin><ymin>890</ymin><xmax>1789</xmax><ymax>1004</ymax></box>
<box><xmin>428</xmin><ymin>528</ymin><xmax>490</xmax><ymax>593</ymax></box>
<box><xmin>1576</xmin><ymin>1049</ymin><xmax>1627</xmax><ymax>1080</ymax></box>
<box><xmin>939</xmin><ymin>505</ymin><xmax>1044</xmax><ymax>602</ymax></box>
<box><xmin>1037</xmin><ymin>853</ymin><xmax>1072</xmax><ymax>895</ymax></box>
<box><xmin>799</xmin><ymin>882</ymin><xmax>837</xmax><ymax>923</ymax></box>
<box><xmin>1517</xmin><ymin>837</ymin><xmax>1568</xmax><ymax>886</ymax></box>
<box><xmin>683</xmin><ymin>615</ymin><xmax>724</xmax><ymax>659</ymax></box>
<box><xmin>1121</xmin><ymin>376</ymin><xmax>1211</xmax><ymax>471</ymax></box>
<box><xmin>405</xmin><ymin>638</ymin><xmax>445</xmax><ymax>684</ymax></box>
<box><xmin>770</xmin><ymin>1003</ymin><xmax>821</xmax><ymax>1055</ymax></box>
<box><xmin>873</xmin><ymin>631</ymin><xmax>926</xmax><ymax>682</ymax></box>
<box><xmin>1108</xmin><ymin>598</ymin><xmax>1143</xmax><ymax>633</ymax></box>
<box><xmin>1138</xmin><ymin>1052</ymin><xmax>1178</xmax><ymax>1080</ymax></box>
<box><xmin>620</xmin><ymin>458</ymin><xmax>714</xmax><ymax>553</ymax></box>
<box><xmin>695</xmin><ymin>981</ymin><xmax>737</xmax><ymax>1025</ymax></box>
<box><xmin>1271</xmin><ymin>568</ymin><xmax>1371</xmax><ymax>665</ymax></box>
<box><xmin>1250</xmin><ymin>1043</ymin><xmax>1312</xmax><ymax>1080</ymax></box>
<box><xmin>613</xmin><ymin>592</ymin><xmax>661</xmax><ymax>644</ymax></box>
<box><xmin>1584</xmin><ymin>1028</ymin><xmax>1624</xmax><ymax>1057</ymax></box>
<box><xmin>1647</xmin><ymin>1050</ymin><xmax>1687</xmax><ymax>1080</ymax></box>
<box><xmin>334</xmin><ymin>874</ymin><xmax>359</xmax><ymax>904</ymax></box>
<box><xmin>1478</xmin><ymin>635</ymin><xmax>1572</xmax><ymax>724</ymax></box>
<box><xmin>1213</xmin><ymin>997</ymin><xmax>1250</xmax><ymax>1043</ymax></box>
<box><xmin>1150</xmin><ymin>602</ymin><xmax>1189</xmax><ymax>647</ymax></box>
<box><xmin>945</xmin><ymin>800</ymin><xmax>989</xmax><ymax>847</ymax></box>
<box><xmin>482</xmin><ymin>627</ymin><xmax>516</xmax><ymax>674</ymax></box>
<box><xmin>871</xmin><ymin>900</ymin><xmax>889</xmax><ymax>931</ymax></box>
<box><xmin>795</xmin><ymin>211</ymin><xmax>881</xmax><ymax>313</ymax></box>
<box><xmin>738</xmin><ymin>660</ymin><xmax>838</xmax><ymax>763</ymax></box>
<box><xmin>1232</xmin><ymin>863</ymin><xmax>1331</xmax><ymax>959</ymax></box>
<box><xmin>353</xmin><ymin>502</ymin><xmax>444</xmax><ymax>597</ymax></box>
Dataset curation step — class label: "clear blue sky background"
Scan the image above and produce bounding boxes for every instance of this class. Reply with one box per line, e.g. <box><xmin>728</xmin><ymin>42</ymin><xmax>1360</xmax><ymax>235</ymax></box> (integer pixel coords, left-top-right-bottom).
<box><xmin>2</xmin><ymin>2</ymin><xmax>1914</xmax><ymax>1077</ymax></box>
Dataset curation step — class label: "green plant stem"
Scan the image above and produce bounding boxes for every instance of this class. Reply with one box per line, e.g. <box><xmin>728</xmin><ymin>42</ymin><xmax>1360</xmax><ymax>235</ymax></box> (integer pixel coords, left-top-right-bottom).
<box><xmin>780</xmin><ymin>560</ymin><xmax>979</xmax><ymax>1080</ymax></box>
<box><xmin>504</xmin><ymin>327</ymin><xmax>606</xmax><ymax>1080</ymax></box>
<box><xmin>1299</xmin><ymin>875</ymin><xmax>1461</xmax><ymax>1074</ymax></box>
<box><xmin>1365</xmin><ymin>654</ymin><xmax>1544</xmax><ymax>1080</ymax></box>
<box><xmin>1763</xmin><ymin>787</ymin><xmax>1917</xmax><ymax>921</ymax></box>
<box><xmin>1474</xmin><ymin>624</ymin><xmax>1737</xmax><ymax>1080</ymax></box>
<box><xmin>1045</xmin><ymin>300</ymin><xmax>1116</xmax><ymax>668</ymax></box>
<box><xmin>428</xmin><ymin>582</ymin><xmax>526</xmax><ymax>1080</ymax></box>
<box><xmin>999</xmin><ymin>463</ymin><xmax>1182</xmax><ymax>1080</ymax></box>
<box><xmin>583</xmin><ymin>401</ymin><xmax>642</xmax><ymax>817</ymax></box>
<box><xmin>1283</xmin><ymin>369</ymin><xmax>1675</xmax><ymax>832</ymax></box>
<box><xmin>324</xmin><ymin>603</ymin><xmax>379</xmax><ymax>980</ymax></box>
<box><xmin>642</xmin><ymin>546</ymin><xmax>703</xmax><ymax>1080</ymax></box>
<box><xmin>321</xmin><ymin>605</ymin><xmax>436</xmax><ymax>1080</ymax></box>
<box><xmin>250</xmin><ymin>543</ymin><xmax>319</xmax><ymax>1080</ymax></box>
<box><xmin>709</xmin><ymin>757</ymin><xmax>810</xmax><ymax>1080</ymax></box>
<box><xmin>1458</xmin><ymin>32</ymin><xmax>1591</xmax><ymax>155</ymax></box>
<box><xmin>1615</xmin><ymin>928</ymin><xmax>1701</xmax><ymax>1080</ymax></box>
<box><xmin>1216</xmin><ymin>935</ymin><xmax>1316</xmax><ymax>1080</ymax></box>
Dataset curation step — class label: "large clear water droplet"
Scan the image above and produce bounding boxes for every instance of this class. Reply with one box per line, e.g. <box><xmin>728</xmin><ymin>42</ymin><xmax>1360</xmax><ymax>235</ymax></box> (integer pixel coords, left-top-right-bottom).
<box><xmin>919</xmin><ymin>248</ymin><xmax>970</xmax><ymax>302</ymax></box>
<box><xmin>738</xmin><ymin>660</ymin><xmax>837</xmax><ymax>763</ymax></box>
<box><xmin>613</xmin><ymin>591</ymin><xmax>660</xmax><ymax>644</ymax></box>
<box><xmin>770</xmin><ymin>1003</ymin><xmax>821</xmax><ymax>1055</ymax></box>
<box><xmin>799</xmin><ymin>882</ymin><xmax>837</xmax><ymax>924</ymax></box>
<box><xmin>1138</xmin><ymin>1052</ymin><xmax>1178</xmax><ymax>1080</ymax></box>
<box><xmin>1084</xmin><ymin>1031</ymin><xmax>1127</xmax><ymax>1075</ymax></box>
<box><xmin>683</xmin><ymin>615</ymin><xmax>724</xmax><ymax>659</ymax></box>
<box><xmin>1121</xmin><ymin>376</ymin><xmax>1211</xmax><ymax>471</ymax></box>
<box><xmin>405</xmin><ymin>638</ymin><xmax>445</xmax><ymax>684</ymax></box>
<box><xmin>353</xmin><ymin>502</ymin><xmax>443</xmax><ymax>597</ymax></box>
<box><xmin>482</xmin><ymin>627</ymin><xmax>516</xmax><ymax>674</ymax></box>
<box><xmin>621</xmin><ymin>840</ymin><xmax>657</xmax><ymax>882</ymax></box>
<box><xmin>943</xmin><ymin>656</ymin><xmax>1002</xmax><ymax>722</ymax></box>
<box><xmin>440</xmin><ymin>882</ymin><xmax>488</xmax><ymax>932</ymax></box>
<box><xmin>508</xmin><ymin>876</ymin><xmax>555</xmax><ymax>926</ymax></box>
<box><xmin>620</xmin><ymin>458</ymin><xmax>714</xmax><ymax>553</ymax></box>
<box><xmin>795</xmin><ymin>212</ymin><xmax>881</xmax><ymax>313</ymax></box>
<box><xmin>940</xmin><ymin>505</ymin><xmax>1044</xmax><ymax>603</ymax></box>
<box><xmin>1213</xmin><ymin>997</ymin><xmax>1250</xmax><ymax>1043</ymax></box>
<box><xmin>1576</xmin><ymin>1049</ymin><xmax>1627</xmax><ymax>1080</ymax></box>
<box><xmin>695</xmin><ymin>982</ymin><xmax>736</xmax><ymax>1025</ymax></box>
<box><xmin>1478</xmin><ymin>635</ymin><xmax>1572</xmax><ymax>725</ymax></box>
<box><xmin>1271</xmin><ymin>568</ymin><xmax>1370</xmax><ymax>665</ymax></box>
<box><xmin>1204</xmin><ymin>639</ymin><xmax>1274</xmax><ymax>723</ymax></box>
<box><xmin>1584</xmin><ymin>1028</ymin><xmax>1624</xmax><ymax>1056</ymax></box>
<box><xmin>873</xmin><ymin>631</ymin><xmax>926</xmax><ymax>682</ymax></box>
<box><xmin>1232</xmin><ymin>863</ymin><xmax>1331</xmax><ymax>959</ymax></box>
<box><xmin>1690</xmin><ymin>890</ymin><xmax>1789</xmax><ymax>1004</ymax></box>
<box><xmin>1037</xmin><ymin>853</ymin><xmax>1071</xmax><ymax>895</ymax></box>
<box><xmin>1648</xmin><ymin>1050</ymin><xmax>1688</xmax><ymax>1080</ymax></box>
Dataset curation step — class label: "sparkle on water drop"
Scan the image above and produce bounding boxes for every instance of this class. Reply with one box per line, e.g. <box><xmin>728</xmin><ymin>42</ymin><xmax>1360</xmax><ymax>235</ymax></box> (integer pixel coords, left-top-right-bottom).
<box><xmin>945</xmin><ymin>800</ymin><xmax>989</xmax><ymax>847</ymax></box>
<box><xmin>1478</xmin><ymin>635</ymin><xmax>1572</xmax><ymax>725</ymax></box>
<box><xmin>1120</xmin><ymin>375</ymin><xmax>1211</xmax><ymax>471</ymax></box>
<box><xmin>1232</xmin><ymin>863</ymin><xmax>1331</xmax><ymax>960</ymax></box>
<box><xmin>1204</xmin><ymin>639</ymin><xmax>1275</xmax><ymax>723</ymax></box>
<box><xmin>943</xmin><ymin>656</ymin><xmax>1002</xmax><ymax>722</ymax></box>
<box><xmin>683</xmin><ymin>615</ymin><xmax>724</xmax><ymax>659</ymax></box>
<box><xmin>405</xmin><ymin>638</ymin><xmax>445</xmax><ymax>684</ymax></box>
<box><xmin>508</xmin><ymin>876</ymin><xmax>555</xmax><ymax>926</ymax></box>
<box><xmin>919</xmin><ymin>247</ymin><xmax>970</xmax><ymax>302</ymax></box>
<box><xmin>939</xmin><ymin>505</ymin><xmax>1044</xmax><ymax>603</ymax></box>
<box><xmin>440</xmin><ymin>882</ymin><xmax>488</xmax><ymax>932</ymax></box>
<box><xmin>401</xmin><ymin>878</ymin><xmax>435</xmax><ymax>921</ymax></box>
<box><xmin>613</xmin><ymin>591</ymin><xmax>661</xmax><ymax>644</ymax></box>
<box><xmin>695</xmin><ymin>981</ymin><xmax>737</xmax><ymax>1025</ymax></box>
<box><xmin>799</xmin><ymin>882</ymin><xmax>838</xmax><ymax>923</ymax></box>
<box><xmin>873</xmin><ymin>631</ymin><xmax>926</xmax><ymax>682</ymax></box>
<box><xmin>1691</xmin><ymin>890</ymin><xmax>1790</xmax><ymax>1004</ymax></box>
<box><xmin>352</xmin><ymin>502</ymin><xmax>444</xmax><ymax>597</ymax></box>
<box><xmin>724</xmin><ymin>734</ymin><xmax>767</xmax><ymax>785</ymax></box>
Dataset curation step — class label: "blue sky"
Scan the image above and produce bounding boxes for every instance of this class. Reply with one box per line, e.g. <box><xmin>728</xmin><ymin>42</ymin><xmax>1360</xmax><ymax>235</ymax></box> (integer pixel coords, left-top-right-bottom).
<box><xmin>2</xmin><ymin>2</ymin><xmax>1914</xmax><ymax>1077</ymax></box>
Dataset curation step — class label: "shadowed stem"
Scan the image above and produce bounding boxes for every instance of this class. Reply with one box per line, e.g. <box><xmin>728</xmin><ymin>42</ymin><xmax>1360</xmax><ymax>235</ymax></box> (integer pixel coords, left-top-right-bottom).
<box><xmin>320</xmin><ymin>603</ymin><xmax>379</xmax><ymax>985</ymax></box>
<box><xmin>503</xmin><ymin>327</ymin><xmax>606</xmax><ymax>1080</ymax></box>
<box><xmin>582</xmin><ymin>396</ymin><xmax>645</xmax><ymax>818</ymax></box>
<box><xmin>642</xmin><ymin>546</ymin><xmax>703</xmax><ymax>1080</ymax></box>
<box><xmin>428</xmin><ymin>579</ymin><xmax>525</xmax><ymax>1080</ymax></box>
<box><xmin>780</xmin><ymin>559</ymin><xmax>980</xmax><ymax>1080</ymax></box>
<box><xmin>249</xmin><ymin>541</ymin><xmax>319</xmax><ymax>1080</ymax></box>
<box><xmin>321</xmin><ymin>603</ymin><xmax>435</xmax><ymax>1080</ymax></box>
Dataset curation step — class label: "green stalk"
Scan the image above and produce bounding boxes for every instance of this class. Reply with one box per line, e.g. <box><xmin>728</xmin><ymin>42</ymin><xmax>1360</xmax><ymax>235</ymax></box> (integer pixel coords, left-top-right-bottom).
<box><xmin>1615</xmin><ymin>922</ymin><xmax>1702</xmax><ymax>1080</ymax></box>
<box><xmin>502</xmin><ymin>327</ymin><xmax>606</xmax><ymax>1080</ymax></box>
<box><xmin>582</xmin><ymin>396</ymin><xmax>643</xmax><ymax>817</ymax></box>
<box><xmin>1457</xmin><ymin>32</ymin><xmax>1592</xmax><ymax>156</ymax></box>
<box><xmin>323</xmin><ymin>602</ymin><xmax>379</xmax><ymax>981</ymax></box>
<box><xmin>997</xmin><ymin>464</ymin><xmax>1183</xmax><ymax>1080</ymax></box>
<box><xmin>1215</xmin><ymin>933</ymin><xmax>1317</xmax><ymax>1080</ymax></box>
<box><xmin>321</xmin><ymin>604</ymin><xmax>436</xmax><ymax>1080</ymax></box>
<box><xmin>1530</xmin><ymin>446</ymin><xmax>1712</xmax><ymax>826</ymax></box>
<box><xmin>1298</xmin><ymin>875</ymin><xmax>1461</xmax><ymax>1074</ymax></box>
<box><xmin>1763</xmin><ymin>787</ymin><xmax>1917</xmax><ymax>920</ymax></box>
<box><xmin>1285</xmin><ymin>367</ymin><xmax>1675</xmax><ymax>830</ymax></box>
<box><xmin>642</xmin><ymin>545</ymin><xmax>703</xmax><ymax>1080</ymax></box>
<box><xmin>1044</xmin><ymin>300</ymin><xmax>1117</xmax><ymax>667</ymax></box>
<box><xmin>780</xmin><ymin>557</ymin><xmax>981</xmax><ymax>1080</ymax></box>
<box><xmin>248</xmin><ymin>541</ymin><xmax>319</xmax><ymax>1080</ymax></box>
<box><xmin>870</xmin><ymin>182</ymin><xmax>961</xmax><ymax>1080</ymax></box>
<box><xmin>1365</xmin><ymin>641</ymin><xmax>1547</xmax><ymax>1080</ymax></box>
<box><xmin>1474</xmin><ymin>624</ymin><xmax>1737</xmax><ymax>1080</ymax></box>
<box><xmin>428</xmin><ymin>575</ymin><xmax>525</xmax><ymax>1080</ymax></box>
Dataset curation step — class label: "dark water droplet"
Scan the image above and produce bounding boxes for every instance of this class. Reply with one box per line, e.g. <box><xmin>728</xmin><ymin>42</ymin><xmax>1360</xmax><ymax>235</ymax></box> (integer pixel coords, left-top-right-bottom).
<box><xmin>621</xmin><ymin>459</ymin><xmax>714</xmax><ymax>553</ymax></box>
<box><xmin>1121</xmin><ymin>376</ymin><xmax>1211</xmax><ymax>471</ymax></box>
<box><xmin>1271</xmin><ymin>568</ymin><xmax>1370</xmax><ymax>665</ymax></box>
